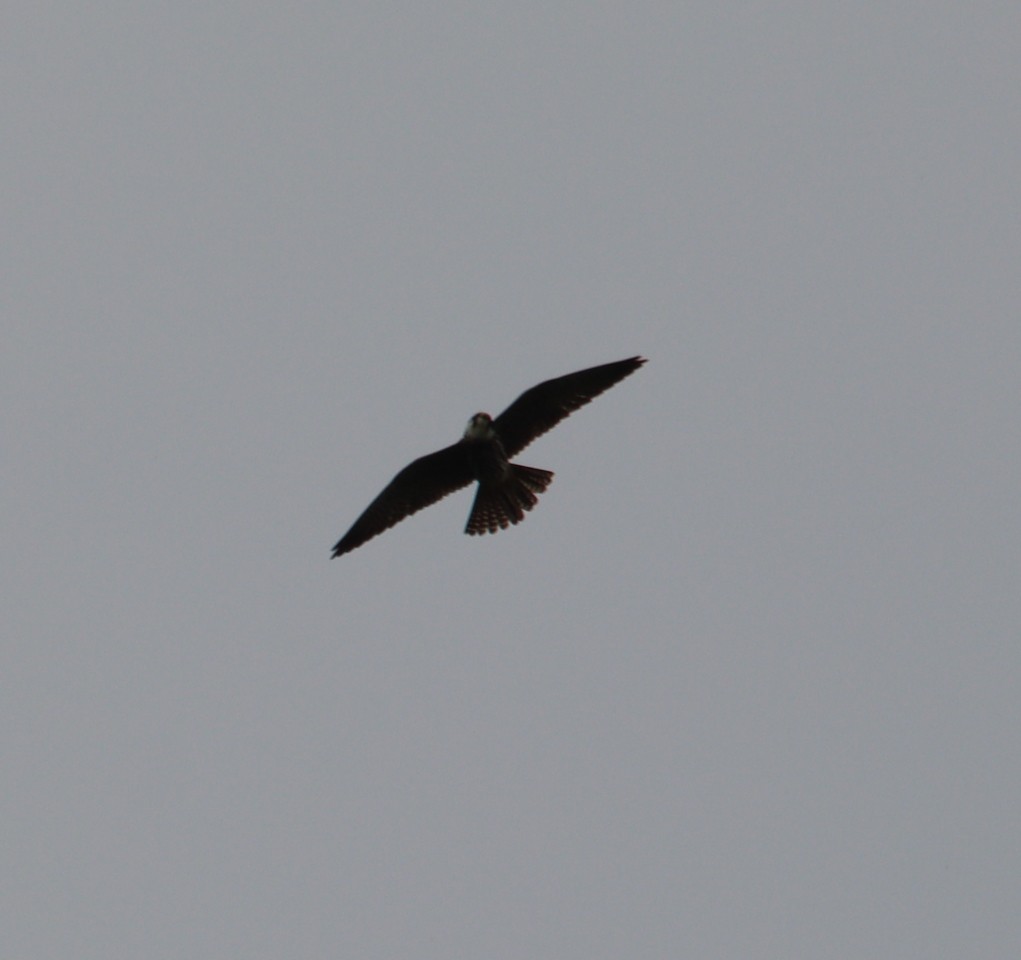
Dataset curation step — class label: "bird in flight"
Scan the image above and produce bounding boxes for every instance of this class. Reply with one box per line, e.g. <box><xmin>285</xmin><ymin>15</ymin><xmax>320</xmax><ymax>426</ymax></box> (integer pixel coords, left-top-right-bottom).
<box><xmin>331</xmin><ymin>355</ymin><xmax>646</xmax><ymax>557</ymax></box>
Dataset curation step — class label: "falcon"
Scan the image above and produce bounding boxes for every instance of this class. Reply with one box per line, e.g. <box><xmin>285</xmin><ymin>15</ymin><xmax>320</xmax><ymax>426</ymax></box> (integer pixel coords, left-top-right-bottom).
<box><xmin>331</xmin><ymin>355</ymin><xmax>646</xmax><ymax>557</ymax></box>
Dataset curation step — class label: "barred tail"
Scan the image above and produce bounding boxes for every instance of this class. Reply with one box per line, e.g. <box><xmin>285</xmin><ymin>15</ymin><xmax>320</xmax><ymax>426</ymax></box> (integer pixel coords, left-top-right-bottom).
<box><xmin>465</xmin><ymin>465</ymin><xmax>554</xmax><ymax>536</ymax></box>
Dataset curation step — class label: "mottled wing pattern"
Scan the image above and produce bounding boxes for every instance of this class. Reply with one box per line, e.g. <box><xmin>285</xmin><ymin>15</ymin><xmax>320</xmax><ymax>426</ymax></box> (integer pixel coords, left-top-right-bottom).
<box><xmin>493</xmin><ymin>356</ymin><xmax>646</xmax><ymax>458</ymax></box>
<box><xmin>331</xmin><ymin>443</ymin><xmax>474</xmax><ymax>557</ymax></box>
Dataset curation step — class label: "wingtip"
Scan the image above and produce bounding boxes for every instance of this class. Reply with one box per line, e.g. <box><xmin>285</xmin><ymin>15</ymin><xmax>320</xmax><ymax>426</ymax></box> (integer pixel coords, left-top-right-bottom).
<box><xmin>618</xmin><ymin>355</ymin><xmax>647</xmax><ymax>375</ymax></box>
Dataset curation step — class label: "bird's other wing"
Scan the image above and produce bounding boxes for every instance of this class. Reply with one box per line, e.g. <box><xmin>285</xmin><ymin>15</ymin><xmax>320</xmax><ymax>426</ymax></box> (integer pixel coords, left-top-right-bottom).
<box><xmin>492</xmin><ymin>356</ymin><xmax>646</xmax><ymax>458</ymax></box>
<box><xmin>331</xmin><ymin>442</ymin><xmax>474</xmax><ymax>557</ymax></box>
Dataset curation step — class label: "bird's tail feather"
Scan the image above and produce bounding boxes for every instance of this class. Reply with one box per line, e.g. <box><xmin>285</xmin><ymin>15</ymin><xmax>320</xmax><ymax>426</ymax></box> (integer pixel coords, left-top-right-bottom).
<box><xmin>466</xmin><ymin>465</ymin><xmax>554</xmax><ymax>536</ymax></box>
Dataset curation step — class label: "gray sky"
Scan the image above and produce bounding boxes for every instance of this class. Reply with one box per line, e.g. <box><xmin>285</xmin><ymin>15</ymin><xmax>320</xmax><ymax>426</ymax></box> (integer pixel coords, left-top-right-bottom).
<box><xmin>4</xmin><ymin>3</ymin><xmax>1019</xmax><ymax>957</ymax></box>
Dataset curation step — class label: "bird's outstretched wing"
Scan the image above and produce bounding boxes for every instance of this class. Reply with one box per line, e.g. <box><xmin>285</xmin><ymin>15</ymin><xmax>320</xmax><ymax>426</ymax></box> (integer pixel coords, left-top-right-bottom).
<box><xmin>493</xmin><ymin>356</ymin><xmax>646</xmax><ymax>458</ymax></box>
<box><xmin>332</xmin><ymin>443</ymin><xmax>474</xmax><ymax>557</ymax></box>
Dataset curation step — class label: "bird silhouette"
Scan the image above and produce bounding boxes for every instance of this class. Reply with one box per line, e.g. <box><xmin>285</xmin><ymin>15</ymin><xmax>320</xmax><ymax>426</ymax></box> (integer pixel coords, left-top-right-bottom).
<box><xmin>331</xmin><ymin>356</ymin><xmax>646</xmax><ymax>557</ymax></box>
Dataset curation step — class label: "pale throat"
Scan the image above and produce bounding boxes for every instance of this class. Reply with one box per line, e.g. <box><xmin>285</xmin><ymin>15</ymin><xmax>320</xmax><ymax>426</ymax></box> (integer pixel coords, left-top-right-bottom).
<box><xmin>463</xmin><ymin>413</ymin><xmax>495</xmax><ymax>440</ymax></box>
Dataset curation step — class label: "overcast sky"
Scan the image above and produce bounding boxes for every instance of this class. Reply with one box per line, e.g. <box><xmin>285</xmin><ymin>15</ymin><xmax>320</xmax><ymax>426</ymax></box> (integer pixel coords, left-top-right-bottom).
<box><xmin>4</xmin><ymin>3</ymin><xmax>1020</xmax><ymax>957</ymax></box>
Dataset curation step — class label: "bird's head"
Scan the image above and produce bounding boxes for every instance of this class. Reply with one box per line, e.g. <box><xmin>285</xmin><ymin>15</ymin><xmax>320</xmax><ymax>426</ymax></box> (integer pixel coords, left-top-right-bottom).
<box><xmin>463</xmin><ymin>412</ymin><xmax>494</xmax><ymax>440</ymax></box>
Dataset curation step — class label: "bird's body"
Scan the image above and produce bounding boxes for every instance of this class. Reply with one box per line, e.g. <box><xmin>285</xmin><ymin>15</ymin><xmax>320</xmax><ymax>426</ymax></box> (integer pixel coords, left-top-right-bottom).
<box><xmin>459</xmin><ymin>412</ymin><xmax>555</xmax><ymax>536</ymax></box>
<box><xmin>331</xmin><ymin>356</ymin><xmax>645</xmax><ymax>557</ymax></box>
